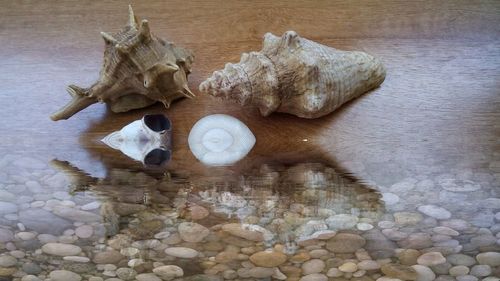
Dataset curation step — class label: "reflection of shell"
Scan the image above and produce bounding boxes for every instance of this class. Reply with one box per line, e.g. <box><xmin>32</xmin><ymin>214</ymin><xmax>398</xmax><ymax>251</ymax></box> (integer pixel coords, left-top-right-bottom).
<box><xmin>200</xmin><ymin>31</ymin><xmax>385</xmax><ymax>118</ymax></box>
<box><xmin>51</xmin><ymin>6</ymin><xmax>194</xmax><ymax>121</ymax></box>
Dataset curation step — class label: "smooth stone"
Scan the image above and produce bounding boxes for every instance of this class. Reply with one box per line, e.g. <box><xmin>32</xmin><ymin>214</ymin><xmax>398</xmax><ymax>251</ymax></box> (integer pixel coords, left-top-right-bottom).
<box><xmin>0</xmin><ymin>256</ymin><xmax>16</xmax><ymax>267</ymax></box>
<box><xmin>249</xmin><ymin>250</ymin><xmax>287</xmax><ymax>267</ymax></box>
<box><xmin>326</xmin><ymin>268</ymin><xmax>343</xmax><ymax>277</ymax></box>
<box><xmin>0</xmin><ymin>202</ymin><xmax>17</xmax><ymax>215</ymax></box>
<box><xmin>417</xmin><ymin>252</ymin><xmax>446</xmax><ymax>266</ymax></box>
<box><xmin>394</xmin><ymin>212</ymin><xmax>423</xmax><ymax>225</ymax></box>
<box><xmin>326</xmin><ymin>233</ymin><xmax>366</xmax><ymax>253</ymax></box>
<box><xmin>136</xmin><ymin>273</ymin><xmax>162</xmax><ymax>281</ymax></box>
<box><xmin>244</xmin><ymin>267</ymin><xmax>275</xmax><ymax>278</ymax></box>
<box><xmin>456</xmin><ymin>276</ymin><xmax>479</xmax><ymax>281</ymax></box>
<box><xmin>449</xmin><ymin>265</ymin><xmax>470</xmax><ymax>276</ymax></box>
<box><xmin>116</xmin><ymin>267</ymin><xmax>137</xmax><ymax>281</ymax></box>
<box><xmin>153</xmin><ymin>265</ymin><xmax>183</xmax><ymax>280</ymax></box>
<box><xmin>326</xmin><ymin>214</ymin><xmax>359</xmax><ymax>230</ymax></box>
<box><xmin>418</xmin><ymin>205</ymin><xmax>451</xmax><ymax>220</ymax></box>
<box><xmin>63</xmin><ymin>256</ymin><xmax>90</xmax><ymax>263</ymax></box>
<box><xmin>382</xmin><ymin>192</ymin><xmax>400</xmax><ymax>205</ymax></box>
<box><xmin>19</xmin><ymin>208</ymin><xmax>72</xmax><ymax>235</ymax></box>
<box><xmin>222</xmin><ymin>223</ymin><xmax>264</xmax><ymax>241</ymax></box>
<box><xmin>0</xmin><ymin>229</ymin><xmax>13</xmax><ymax>242</ymax></box>
<box><xmin>9</xmin><ymin>250</ymin><xmax>24</xmax><ymax>258</ymax></box>
<box><xmin>93</xmin><ymin>250</ymin><xmax>124</xmax><ymax>264</ymax></box>
<box><xmin>75</xmin><ymin>225</ymin><xmax>93</xmax><ymax>238</ymax></box>
<box><xmin>476</xmin><ymin>252</ymin><xmax>500</xmax><ymax>266</ymax></box>
<box><xmin>16</xmin><ymin>231</ymin><xmax>36</xmax><ymax>240</ymax></box>
<box><xmin>21</xmin><ymin>275</ymin><xmax>42</xmax><ymax>281</ymax></box>
<box><xmin>80</xmin><ymin>201</ymin><xmax>101</xmax><ymax>210</ymax></box>
<box><xmin>52</xmin><ymin>206</ymin><xmax>100</xmax><ymax>222</ymax></box>
<box><xmin>391</xmin><ymin>179</ymin><xmax>417</xmax><ymax>192</ymax></box>
<box><xmin>42</xmin><ymin>243</ymin><xmax>81</xmax><ymax>256</ymax></box>
<box><xmin>411</xmin><ymin>265</ymin><xmax>435</xmax><ymax>281</ymax></box>
<box><xmin>383</xmin><ymin>228</ymin><xmax>409</xmax><ymax>241</ymax></box>
<box><xmin>214</xmin><ymin>251</ymin><xmax>238</xmax><ymax>263</ymax></box>
<box><xmin>447</xmin><ymin>254</ymin><xmax>476</xmax><ymax>266</ymax></box>
<box><xmin>441</xmin><ymin>219</ymin><xmax>470</xmax><ymax>231</ymax></box>
<box><xmin>471</xmin><ymin>211</ymin><xmax>495</xmax><ymax>227</ymax></box>
<box><xmin>120</xmin><ymin>247</ymin><xmax>139</xmax><ymax>256</ymax></box>
<box><xmin>0</xmin><ymin>267</ymin><xmax>16</xmax><ymax>276</ymax></box>
<box><xmin>357</xmin><ymin>222</ymin><xmax>374</xmax><ymax>231</ymax></box>
<box><xmin>188</xmin><ymin>204</ymin><xmax>210</xmax><ymax>220</ymax></box>
<box><xmin>470</xmin><ymin>235</ymin><xmax>496</xmax><ymax>247</ymax></box>
<box><xmin>299</xmin><ymin>273</ymin><xmax>328</xmax><ymax>281</ymax></box>
<box><xmin>381</xmin><ymin>263</ymin><xmax>418</xmax><ymax>280</ymax></box>
<box><xmin>49</xmin><ymin>270</ymin><xmax>82</xmax><ymax>281</ymax></box>
<box><xmin>470</xmin><ymin>264</ymin><xmax>491</xmax><ymax>277</ymax></box>
<box><xmin>338</xmin><ymin>262</ymin><xmax>357</xmax><ymax>273</ymax></box>
<box><xmin>154</xmin><ymin>231</ymin><xmax>170</xmax><ymax>239</ymax></box>
<box><xmin>164</xmin><ymin>247</ymin><xmax>198</xmax><ymax>258</ymax></box>
<box><xmin>398</xmin><ymin>233</ymin><xmax>432</xmax><ymax>249</ymax></box>
<box><xmin>358</xmin><ymin>260</ymin><xmax>381</xmax><ymax>270</ymax></box>
<box><xmin>22</xmin><ymin>262</ymin><xmax>41</xmax><ymax>275</ymax></box>
<box><xmin>433</xmin><ymin>226</ymin><xmax>459</xmax><ymax>236</ymax></box>
<box><xmin>0</xmin><ymin>191</ymin><xmax>15</xmax><ymax>202</ymax></box>
<box><xmin>302</xmin><ymin>259</ymin><xmax>325</xmax><ymax>275</ymax></box>
<box><xmin>178</xmin><ymin>222</ymin><xmax>209</xmax><ymax>243</ymax></box>
<box><xmin>439</xmin><ymin>178</ymin><xmax>481</xmax><ymax>192</ymax></box>
<box><xmin>309</xmin><ymin>249</ymin><xmax>328</xmax><ymax>258</ymax></box>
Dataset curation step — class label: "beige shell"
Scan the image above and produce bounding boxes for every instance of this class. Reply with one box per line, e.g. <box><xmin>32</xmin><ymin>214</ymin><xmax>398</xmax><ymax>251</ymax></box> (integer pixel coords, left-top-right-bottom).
<box><xmin>51</xmin><ymin>6</ymin><xmax>194</xmax><ymax>121</ymax></box>
<box><xmin>199</xmin><ymin>31</ymin><xmax>386</xmax><ymax>118</ymax></box>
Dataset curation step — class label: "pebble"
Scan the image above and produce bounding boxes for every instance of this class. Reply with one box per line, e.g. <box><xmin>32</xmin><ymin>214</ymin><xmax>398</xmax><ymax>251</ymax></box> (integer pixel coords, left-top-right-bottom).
<box><xmin>299</xmin><ymin>273</ymin><xmax>328</xmax><ymax>281</ymax></box>
<box><xmin>242</xmin><ymin>267</ymin><xmax>275</xmax><ymax>278</ymax></box>
<box><xmin>153</xmin><ymin>265</ymin><xmax>183</xmax><ymax>280</ymax></box>
<box><xmin>411</xmin><ymin>265</ymin><xmax>435</xmax><ymax>281</ymax></box>
<box><xmin>9</xmin><ymin>250</ymin><xmax>24</xmax><ymax>258</ymax></box>
<box><xmin>326</xmin><ymin>233</ymin><xmax>366</xmax><ymax>253</ymax></box>
<box><xmin>41</xmin><ymin>243</ymin><xmax>82</xmax><ymax>256</ymax></box>
<box><xmin>302</xmin><ymin>259</ymin><xmax>325</xmax><ymax>275</ymax></box>
<box><xmin>178</xmin><ymin>222</ymin><xmax>209</xmax><ymax>243</ymax></box>
<box><xmin>325</xmin><ymin>214</ymin><xmax>359</xmax><ymax>229</ymax></box>
<box><xmin>449</xmin><ymin>265</ymin><xmax>470</xmax><ymax>276</ymax></box>
<box><xmin>93</xmin><ymin>250</ymin><xmax>124</xmax><ymax>264</ymax></box>
<box><xmin>326</xmin><ymin>268</ymin><xmax>343</xmax><ymax>277</ymax></box>
<box><xmin>456</xmin><ymin>276</ymin><xmax>479</xmax><ymax>281</ymax></box>
<box><xmin>418</xmin><ymin>205</ymin><xmax>452</xmax><ymax>220</ymax></box>
<box><xmin>394</xmin><ymin>212</ymin><xmax>423</xmax><ymax>225</ymax></box>
<box><xmin>75</xmin><ymin>225</ymin><xmax>93</xmax><ymax>238</ymax></box>
<box><xmin>22</xmin><ymin>262</ymin><xmax>41</xmax><ymax>275</ymax></box>
<box><xmin>0</xmin><ymin>202</ymin><xmax>17</xmax><ymax>215</ymax></box>
<box><xmin>0</xmin><ymin>229</ymin><xmax>13</xmax><ymax>242</ymax></box>
<box><xmin>469</xmin><ymin>264</ymin><xmax>491</xmax><ymax>277</ymax></box>
<box><xmin>476</xmin><ymin>252</ymin><xmax>500</xmax><ymax>266</ymax></box>
<box><xmin>381</xmin><ymin>263</ymin><xmax>418</xmax><ymax>280</ymax></box>
<box><xmin>164</xmin><ymin>247</ymin><xmax>199</xmax><ymax>258</ymax></box>
<box><xmin>447</xmin><ymin>254</ymin><xmax>477</xmax><ymax>266</ymax></box>
<box><xmin>357</xmin><ymin>222</ymin><xmax>374</xmax><ymax>231</ymax></box>
<box><xmin>80</xmin><ymin>201</ymin><xmax>101</xmax><ymax>210</ymax></box>
<box><xmin>358</xmin><ymin>260</ymin><xmax>381</xmax><ymax>270</ymax></box>
<box><xmin>21</xmin><ymin>275</ymin><xmax>42</xmax><ymax>281</ymax></box>
<box><xmin>136</xmin><ymin>273</ymin><xmax>162</xmax><ymax>281</ymax></box>
<box><xmin>222</xmin><ymin>223</ymin><xmax>264</xmax><ymax>241</ymax></box>
<box><xmin>249</xmin><ymin>250</ymin><xmax>287</xmax><ymax>267</ymax></box>
<box><xmin>115</xmin><ymin>267</ymin><xmax>136</xmax><ymax>280</ymax></box>
<box><xmin>382</xmin><ymin>193</ymin><xmax>400</xmax><ymax>205</ymax></box>
<box><xmin>338</xmin><ymin>262</ymin><xmax>357</xmax><ymax>273</ymax></box>
<box><xmin>433</xmin><ymin>226</ymin><xmax>459</xmax><ymax>236</ymax></box>
<box><xmin>309</xmin><ymin>249</ymin><xmax>328</xmax><ymax>258</ymax></box>
<box><xmin>63</xmin><ymin>256</ymin><xmax>90</xmax><ymax>263</ymax></box>
<box><xmin>52</xmin><ymin>206</ymin><xmax>100</xmax><ymax>222</ymax></box>
<box><xmin>417</xmin><ymin>251</ymin><xmax>446</xmax><ymax>266</ymax></box>
<box><xmin>49</xmin><ymin>270</ymin><xmax>82</xmax><ymax>281</ymax></box>
<box><xmin>154</xmin><ymin>231</ymin><xmax>170</xmax><ymax>239</ymax></box>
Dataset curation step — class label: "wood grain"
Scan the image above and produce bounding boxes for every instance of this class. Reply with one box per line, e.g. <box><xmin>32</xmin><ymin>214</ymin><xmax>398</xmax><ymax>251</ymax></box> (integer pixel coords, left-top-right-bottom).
<box><xmin>0</xmin><ymin>0</ymin><xmax>499</xmax><ymax>186</ymax></box>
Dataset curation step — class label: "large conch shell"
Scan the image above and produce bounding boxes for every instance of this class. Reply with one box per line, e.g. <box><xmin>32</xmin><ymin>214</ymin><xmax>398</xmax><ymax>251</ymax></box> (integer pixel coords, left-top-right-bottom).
<box><xmin>51</xmin><ymin>6</ymin><xmax>194</xmax><ymax>121</ymax></box>
<box><xmin>200</xmin><ymin>31</ymin><xmax>386</xmax><ymax>118</ymax></box>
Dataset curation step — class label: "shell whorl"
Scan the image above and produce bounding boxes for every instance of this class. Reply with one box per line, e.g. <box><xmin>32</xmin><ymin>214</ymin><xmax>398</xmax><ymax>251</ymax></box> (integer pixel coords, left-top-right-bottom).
<box><xmin>200</xmin><ymin>31</ymin><xmax>386</xmax><ymax>118</ymax></box>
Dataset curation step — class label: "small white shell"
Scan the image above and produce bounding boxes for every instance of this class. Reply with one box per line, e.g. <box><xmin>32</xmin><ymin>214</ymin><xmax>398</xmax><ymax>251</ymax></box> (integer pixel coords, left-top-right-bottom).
<box><xmin>188</xmin><ymin>114</ymin><xmax>256</xmax><ymax>166</ymax></box>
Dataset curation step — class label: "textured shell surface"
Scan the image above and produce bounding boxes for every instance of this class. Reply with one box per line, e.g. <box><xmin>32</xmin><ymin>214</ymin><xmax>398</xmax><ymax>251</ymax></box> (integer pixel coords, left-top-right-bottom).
<box><xmin>51</xmin><ymin>5</ymin><xmax>194</xmax><ymax>121</ymax></box>
<box><xmin>200</xmin><ymin>31</ymin><xmax>386</xmax><ymax>118</ymax></box>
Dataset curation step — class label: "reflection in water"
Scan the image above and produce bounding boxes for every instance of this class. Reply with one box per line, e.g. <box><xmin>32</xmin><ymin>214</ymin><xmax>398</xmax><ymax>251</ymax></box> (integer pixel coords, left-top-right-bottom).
<box><xmin>52</xmin><ymin>160</ymin><xmax>384</xmax><ymax>251</ymax></box>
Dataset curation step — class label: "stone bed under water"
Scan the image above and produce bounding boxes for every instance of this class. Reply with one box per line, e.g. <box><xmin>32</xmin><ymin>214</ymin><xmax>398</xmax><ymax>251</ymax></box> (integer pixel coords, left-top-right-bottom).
<box><xmin>0</xmin><ymin>155</ymin><xmax>499</xmax><ymax>281</ymax></box>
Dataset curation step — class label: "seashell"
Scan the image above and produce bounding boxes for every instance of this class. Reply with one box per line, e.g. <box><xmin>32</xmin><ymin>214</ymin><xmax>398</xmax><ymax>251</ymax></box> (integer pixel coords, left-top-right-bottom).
<box><xmin>51</xmin><ymin>5</ymin><xmax>194</xmax><ymax>121</ymax></box>
<box><xmin>101</xmin><ymin>114</ymin><xmax>172</xmax><ymax>166</ymax></box>
<box><xmin>199</xmin><ymin>31</ymin><xmax>386</xmax><ymax>118</ymax></box>
<box><xmin>188</xmin><ymin>114</ymin><xmax>256</xmax><ymax>166</ymax></box>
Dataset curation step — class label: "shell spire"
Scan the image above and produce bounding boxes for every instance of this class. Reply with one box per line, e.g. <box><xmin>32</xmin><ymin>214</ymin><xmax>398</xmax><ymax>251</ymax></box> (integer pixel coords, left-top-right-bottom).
<box><xmin>51</xmin><ymin>5</ymin><xmax>194</xmax><ymax>121</ymax></box>
<box><xmin>200</xmin><ymin>31</ymin><xmax>386</xmax><ymax>119</ymax></box>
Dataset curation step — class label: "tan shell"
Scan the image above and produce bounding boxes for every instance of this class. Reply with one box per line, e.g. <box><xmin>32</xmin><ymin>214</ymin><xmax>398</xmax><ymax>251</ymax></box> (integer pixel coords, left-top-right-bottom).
<box><xmin>199</xmin><ymin>31</ymin><xmax>385</xmax><ymax>118</ymax></box>
<box><xmin>51</xmin><ymin>6</ymin><xmax>194</xmax><ymax>121</ymax></box>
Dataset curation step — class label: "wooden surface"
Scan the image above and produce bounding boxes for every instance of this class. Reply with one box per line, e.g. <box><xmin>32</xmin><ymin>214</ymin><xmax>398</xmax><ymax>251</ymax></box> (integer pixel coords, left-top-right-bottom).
<box><xmin>0</xmin><ymin>0</ymin><xmax>499</xmax><ymax>185</ymax></box>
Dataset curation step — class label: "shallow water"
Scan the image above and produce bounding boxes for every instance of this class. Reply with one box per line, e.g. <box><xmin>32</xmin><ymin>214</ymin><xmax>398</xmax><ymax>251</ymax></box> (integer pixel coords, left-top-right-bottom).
<box><xmin>0</xmin><ymin>150</ymin><xmax>498</xmax><ymax>281</ymax></box>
